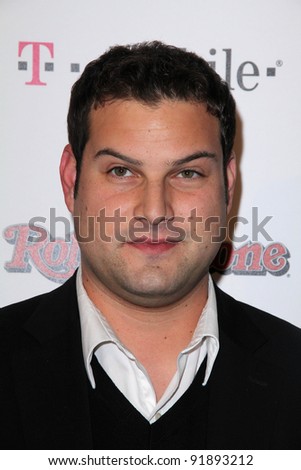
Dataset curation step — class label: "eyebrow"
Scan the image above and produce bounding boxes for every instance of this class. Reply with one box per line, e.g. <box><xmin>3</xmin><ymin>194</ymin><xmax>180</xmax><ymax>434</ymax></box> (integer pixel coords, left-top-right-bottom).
<box><xmin>171</xmin><ymin>151</ymin><xmax>217</xmax><ymax>166</ymax></box>
<box><xmin>94</xmin><ymin>147</ymin><xmax>216</xmax><ymax>167</ymax></box>
<box><xmin>94</xmin><ymin>148</ymin><xmax>143</xmax><ymax>166</ymax></box>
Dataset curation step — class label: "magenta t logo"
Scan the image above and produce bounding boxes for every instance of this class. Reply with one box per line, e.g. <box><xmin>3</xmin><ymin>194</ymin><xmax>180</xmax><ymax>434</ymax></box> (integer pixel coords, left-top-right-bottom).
<box><xmin>18</xmin><ymin>41</ymin><xmax>54</xmax><ymax>86</ymax></box>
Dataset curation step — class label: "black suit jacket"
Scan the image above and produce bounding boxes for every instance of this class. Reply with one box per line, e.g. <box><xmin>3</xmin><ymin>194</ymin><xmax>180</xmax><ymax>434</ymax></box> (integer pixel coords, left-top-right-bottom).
<box><xmin>1</xmin><ymin>273</ymin><xmax>301</xmax><ymax>449</ymax></box>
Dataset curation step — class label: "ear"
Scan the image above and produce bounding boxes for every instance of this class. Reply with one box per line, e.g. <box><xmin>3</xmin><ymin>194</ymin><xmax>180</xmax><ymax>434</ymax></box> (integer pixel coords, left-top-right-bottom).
<box><xmin>226</xmin><ymin>152</ymin><xmax>237</xmax><ymax>214</ymax></box>
<box><xmin>59</xmin><ymin>144</ymin><xmax>77</xmax><ymax>214</ymax></box>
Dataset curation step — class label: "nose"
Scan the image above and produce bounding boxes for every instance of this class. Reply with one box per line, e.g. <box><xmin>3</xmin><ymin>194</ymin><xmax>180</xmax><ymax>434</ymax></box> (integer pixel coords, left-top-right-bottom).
<box><xmin>133</xmin><ymin>180</ymin><xmax>174</xmax><ymax>225</ymax></box>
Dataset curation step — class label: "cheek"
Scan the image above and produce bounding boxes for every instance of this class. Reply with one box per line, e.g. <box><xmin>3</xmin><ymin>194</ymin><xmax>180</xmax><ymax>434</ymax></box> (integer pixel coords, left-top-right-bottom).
<box><xmin>75</xmin><ymin>178</ymin><xmax>124</xmax><ymax>213</ymax></box>
<box><xmin>177</xmin><ymin>188</ymin><xmax>225</xmax><ymax>219</ymax></box>
<box><xmin>178</xmin><ymin>191</ymin><xmax>227</xmax><ymax>240</ymax></box>
<box><xmin>75</xmin><ymin>191</ymin><xmax>138</xmax><ymax>241</ymax></box>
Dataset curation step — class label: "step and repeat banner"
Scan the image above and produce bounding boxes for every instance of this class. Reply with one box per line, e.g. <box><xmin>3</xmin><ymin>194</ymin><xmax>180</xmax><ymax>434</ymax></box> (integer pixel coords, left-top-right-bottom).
<box><xmin>1</xmin><ymin>0</ymin><xmax>300</xmax><ymax>326</ymax></box>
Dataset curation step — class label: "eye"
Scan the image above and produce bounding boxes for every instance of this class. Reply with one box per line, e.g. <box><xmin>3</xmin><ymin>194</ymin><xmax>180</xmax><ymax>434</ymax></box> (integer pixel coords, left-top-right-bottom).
<box><xmin>109</xmin><ymin>166</ymin><xmax>133</xmax><ymax>177</ymax></box>
<box><xmin>177</xmin><ymin>169</ymin><xmax>202</xmax><ymax>179</ymax></box>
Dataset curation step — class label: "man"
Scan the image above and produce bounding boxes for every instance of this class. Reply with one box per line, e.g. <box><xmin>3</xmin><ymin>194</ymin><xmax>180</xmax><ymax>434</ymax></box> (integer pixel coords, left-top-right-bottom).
<box><xmin>1</xmin><ymin>41</ymin><xmax>301</xmax><ymax>450</ymax></box>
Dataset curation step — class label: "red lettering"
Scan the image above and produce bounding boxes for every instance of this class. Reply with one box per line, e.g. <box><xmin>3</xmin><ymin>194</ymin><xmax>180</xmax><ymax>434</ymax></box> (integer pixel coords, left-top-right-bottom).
<box><xmin>262</xmin><ymin>243</ymin><xmax>290</xmax><ymax>275</ymax></box>
<box><xmin>231</xmin><ymin>242</ymin><xmax>263</xmax><ymax>273</ymax></box>
<box><xmin>4</xmin><ymin>224</ymin><xmax>44</xmax><ymax>272</ymax></box>
<box><xmin>212</xmin><ymin>241</ymin><xmax>290</xmax><ymax>275</ymax></box>
<box><xmin>18</xmin><ymin>41</ymin><xmax>54</xmax><ymax>85</ymax></box>
<box><xmin>4</xmin><ymin>224</ymin><xmax>79</xmax><ymax>283</ymax></box>
<box><xmin>43</xmin><ymin>239</ymin><xmax>69</xmax><ymax>267</ymax></box>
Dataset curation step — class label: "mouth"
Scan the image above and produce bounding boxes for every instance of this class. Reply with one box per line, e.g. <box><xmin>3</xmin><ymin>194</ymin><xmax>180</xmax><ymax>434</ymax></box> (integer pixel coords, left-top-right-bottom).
<box><xmin>126</xmin><ymin>237</ymin><xmax>180</xmax><ymax>254</ymax></box>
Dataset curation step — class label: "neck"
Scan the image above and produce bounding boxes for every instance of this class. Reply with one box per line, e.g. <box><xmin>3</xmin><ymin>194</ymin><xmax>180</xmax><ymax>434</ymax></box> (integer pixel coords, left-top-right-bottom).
<box><xmin>81</xmin><ymin>266</ymin><xmax>209</xmax><ymax>400</ymax></box>
<box><xmin>81</xmin><ymin>265</ymin><xmax>208</xmax><ymax>332</ymax></box>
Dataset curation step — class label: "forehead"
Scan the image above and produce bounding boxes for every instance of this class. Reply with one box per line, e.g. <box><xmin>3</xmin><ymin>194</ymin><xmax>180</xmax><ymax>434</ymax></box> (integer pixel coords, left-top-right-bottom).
<box><xmin>87</xmin><ymin>99</ymin><xmax>222</xmax><ymax>155</ymax></box>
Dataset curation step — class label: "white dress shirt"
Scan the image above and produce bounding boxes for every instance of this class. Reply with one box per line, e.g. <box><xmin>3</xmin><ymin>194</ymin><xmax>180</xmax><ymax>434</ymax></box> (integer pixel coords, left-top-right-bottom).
<box><xmin>76</xmin><ymin>267</ymin><xmax>219</xmax><ymax>423</ymax></box>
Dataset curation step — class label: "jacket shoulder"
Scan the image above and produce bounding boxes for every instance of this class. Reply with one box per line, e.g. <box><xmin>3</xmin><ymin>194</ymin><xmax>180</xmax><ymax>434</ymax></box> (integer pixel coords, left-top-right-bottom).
<box><xmin>215</xmin><ymin>284</ymin><xmax>301</xmax><ymax>363</ymax></box>
<box><xmin>0</xmin><ymin>273</ymin><xmax>77</xmax><ymax>330</ymax></box>
<box><xmin>0</xmin><ymin>290</ymin><xmax>54</xmax><ymax>327</ymax></box>
<box><xmin>216</xmin><ymin>284</ymin><xmax>300</xmax><ymax>333</ymax></box>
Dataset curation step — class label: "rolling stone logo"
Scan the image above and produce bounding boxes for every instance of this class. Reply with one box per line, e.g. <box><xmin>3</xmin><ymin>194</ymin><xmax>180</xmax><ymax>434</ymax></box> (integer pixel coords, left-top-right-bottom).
<box><xmin>3</xmin><ymin>224</ymin><xmax>290</xmax><ymax>283</ymax></box>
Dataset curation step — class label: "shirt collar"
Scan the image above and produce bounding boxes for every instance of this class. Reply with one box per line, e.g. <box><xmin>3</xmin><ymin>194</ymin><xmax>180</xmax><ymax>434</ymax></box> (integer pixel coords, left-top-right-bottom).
<box><xmin>178</xmin><ymin>275</ymin><xmax>219</xmax><ymax>385</ymax></box>
<box><xmin>76</xmin><ymin>266</ymin><xmax>219</xmax><ymax>388</ymax></box>
<box><xmin>76</xmin><ymin>266</ymin><xmax>117</xmax><ymax>388</ymax></box>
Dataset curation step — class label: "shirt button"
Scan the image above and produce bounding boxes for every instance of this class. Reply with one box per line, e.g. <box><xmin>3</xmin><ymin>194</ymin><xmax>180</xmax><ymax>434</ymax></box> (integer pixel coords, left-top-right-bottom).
<box><xmin>154</xmin><ymin>412</ymin><xmax>161</xmax><ymax>421</ymax></box>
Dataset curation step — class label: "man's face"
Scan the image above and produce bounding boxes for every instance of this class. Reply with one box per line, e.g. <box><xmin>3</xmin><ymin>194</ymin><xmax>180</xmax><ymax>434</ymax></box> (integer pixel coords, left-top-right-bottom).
<box><xmin>61</xmin><ymin>99</ymin><xmax>235</xmax><ymax>307</ymax></box>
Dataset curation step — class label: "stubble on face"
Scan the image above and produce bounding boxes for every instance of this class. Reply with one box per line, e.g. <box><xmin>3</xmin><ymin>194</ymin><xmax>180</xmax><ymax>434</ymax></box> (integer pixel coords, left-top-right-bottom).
<box><xmin>73</xmin><ymin>99</ymin><xmax>231</xmax><ymax>309</ymax></box>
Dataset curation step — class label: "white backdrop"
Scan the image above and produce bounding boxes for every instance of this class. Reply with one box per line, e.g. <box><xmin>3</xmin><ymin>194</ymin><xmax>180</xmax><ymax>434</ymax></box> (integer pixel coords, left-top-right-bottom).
<box><xmin>1</xmin><ymin>0</ymin><xmax>301</xmax><ymax>327</ymax></box>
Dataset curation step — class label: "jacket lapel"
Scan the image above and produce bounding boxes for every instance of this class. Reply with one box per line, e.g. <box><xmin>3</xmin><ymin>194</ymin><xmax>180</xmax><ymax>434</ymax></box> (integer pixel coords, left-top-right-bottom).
<box><xmin>12</xmin><ymin>274</ymin><xmax>93</xmax><ymax>449</ymax></box>
<box><xmin>206</xmin><ymin>286</ymin><xmax>280</xmax><ymax>449</ymax></box>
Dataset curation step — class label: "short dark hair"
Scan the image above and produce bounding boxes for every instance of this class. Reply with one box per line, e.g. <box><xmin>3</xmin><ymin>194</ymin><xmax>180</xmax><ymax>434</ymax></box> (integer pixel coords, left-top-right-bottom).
<box><xmin>67</xmin><ymin>41</ymin><xmax>236</xmax><ymax>195</ymax></box>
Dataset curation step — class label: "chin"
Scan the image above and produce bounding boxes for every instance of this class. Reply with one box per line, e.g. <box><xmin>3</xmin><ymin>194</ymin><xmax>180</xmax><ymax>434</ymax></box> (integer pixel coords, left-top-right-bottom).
<box><xmin>123</xmin><ymin>291</ymin><xmax>182</xmax><ymax>309</ymax></box>
<box><xmin>119</xmin><ymin>278</ymin><xmax>189</xmax><ymax>307</ymax></box>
